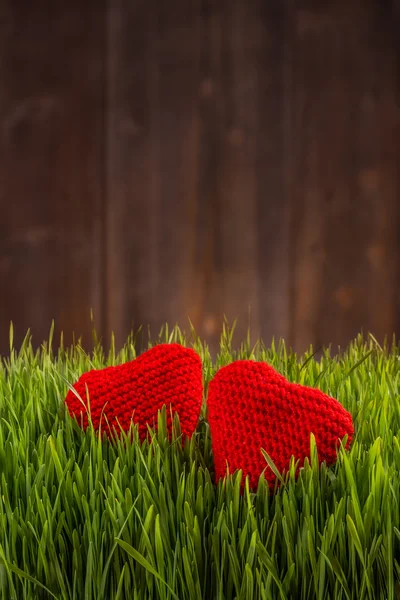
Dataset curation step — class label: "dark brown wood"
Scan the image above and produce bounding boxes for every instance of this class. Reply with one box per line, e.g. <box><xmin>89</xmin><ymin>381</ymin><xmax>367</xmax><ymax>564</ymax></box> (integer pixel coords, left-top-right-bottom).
<box><xmin>106</xmin><ymin>0</ymin><xmax>291</xmax><ymax>353</ymax></box>
<box><xmin>106</xmin><ymin>0</ymin><xmax>203</xmax><ymax>348</ymax></box>
<box><xmin>254</xmin><ymin>1</ymin><xmax>291</xmax><ymax>349</ymax></box>
<box><xmin>0</xmin><ymin>0</ymin><xmax>399</xmax><ymax>356</ymax></box>
<box><xmin>197</xmin><ymin>0</ymin><xmax>290</xmax><ymax>350</ymax></box>
<box><xmin>289</xmin><ymin>0</ymin><xmax>400</xmax><ymax>352</ymax></box>
<box><xmin>0</xmin><ymin>0</ymin><xmax>105</xmax><ymax>354</ymax></box>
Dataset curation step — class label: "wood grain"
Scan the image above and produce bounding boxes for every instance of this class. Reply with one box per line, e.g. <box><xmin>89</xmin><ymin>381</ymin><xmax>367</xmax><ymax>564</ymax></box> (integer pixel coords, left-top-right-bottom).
<box><xmin>0</xmin><ymin>0</ymin><xmax>105</xmax><ymax>352</ymax></box>
<box><xmin>106</xmin><ymin>0</ymin><xmax>203</xmax><ymax>348</ymax></box>
<box><xmin>290</xmin><ymin>0</ymin><xmax>400</xmax><ymax>351</ymax></box>
<box><xmin>0</xmin><ymin>0</ymin><xmax>399</xmax><ymax>356</ymax></box>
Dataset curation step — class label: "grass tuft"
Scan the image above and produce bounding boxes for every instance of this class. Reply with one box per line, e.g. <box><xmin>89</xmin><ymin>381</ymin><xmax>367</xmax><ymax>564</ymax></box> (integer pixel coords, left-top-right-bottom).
<box><xmin>0</xmin><ymin>324</ymin><xmax>399</xmax><ymax>598</ymax></box>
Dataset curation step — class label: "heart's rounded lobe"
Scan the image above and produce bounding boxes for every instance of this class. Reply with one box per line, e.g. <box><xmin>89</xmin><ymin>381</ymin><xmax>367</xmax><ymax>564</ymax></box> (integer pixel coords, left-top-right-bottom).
<box><xmin>65</xmin><ymin>343</ymin><xmax>203</xmax><ymax>441</ymax></box>
<box><xmin>207</xmin><ymin>360</ymin><xmax>354</xmax><ymax>490</ymax></box>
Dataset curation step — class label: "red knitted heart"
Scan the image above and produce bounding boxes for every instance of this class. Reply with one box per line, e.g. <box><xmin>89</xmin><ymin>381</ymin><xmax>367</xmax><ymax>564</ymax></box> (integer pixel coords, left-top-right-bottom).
<box><xmin>65</xmin><ymin>343</ymin><xmax>203</xmax><ymax>441</ymax></box>
<box><xmin>207</xmin><ymin>360</ymin><xmax>354</xmax><ymax>491</ymax></box>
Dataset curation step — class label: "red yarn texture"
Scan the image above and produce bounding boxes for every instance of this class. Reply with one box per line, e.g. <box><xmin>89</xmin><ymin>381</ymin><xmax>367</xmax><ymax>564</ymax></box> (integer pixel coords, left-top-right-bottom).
<box><xmin>65</xmin><ymin>343</ymin><xmax>203</xmax><ymax>441</ymax></box>
<box><xmin>207</xmin><ymin>360</ymin><xmax>354</xmax><ymax>491</ymax></box>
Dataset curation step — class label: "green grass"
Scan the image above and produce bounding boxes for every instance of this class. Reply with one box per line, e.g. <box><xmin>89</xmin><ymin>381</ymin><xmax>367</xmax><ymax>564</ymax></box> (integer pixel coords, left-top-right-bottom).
<box><xmin>0</xmin><ymin>322</ymin><xmax>400</xmax><ymax>599</ymax></box>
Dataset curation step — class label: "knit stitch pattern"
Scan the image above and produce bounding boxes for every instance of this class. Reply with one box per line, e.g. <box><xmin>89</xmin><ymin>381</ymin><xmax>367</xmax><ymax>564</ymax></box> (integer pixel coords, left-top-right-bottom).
<box><xmin>207</xmin><ymin>360</ymin><xmax>354</xmax><ymax>491</ymax></box>
<box><xmin>65</xmin><ymin>343</ymin><xmax>203</xmax><ymax>441</ymax></box>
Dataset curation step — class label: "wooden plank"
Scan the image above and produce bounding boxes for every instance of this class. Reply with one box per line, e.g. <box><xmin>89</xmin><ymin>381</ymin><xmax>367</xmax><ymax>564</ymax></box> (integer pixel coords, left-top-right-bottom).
<box><xmin>289</xmin><ymin>0</ymin><xmax>400</xmax><ymax>352</ymax></box>
<box><xmin>253</xmin><ymin>1</ymin><xmax>290</xmax><ymax>347</ymax></box>
<box><xmin>106</xmin><ymin>0</ymin><xmax>203</xmax><ymax>348</ymax></box>
<box><xmin>194</xmin><ymin>0</ymin><xmax>289</xmax><ymax>349</ymax></box>
<box><xmin>0</xmin><ymin>0</ymin><xmax>105</xmax><ymax>354</ymax></box>
<box><xmin>107</xmin><ymin>0</ymin><xmax>291</xmax><ymax>352</ymax></box>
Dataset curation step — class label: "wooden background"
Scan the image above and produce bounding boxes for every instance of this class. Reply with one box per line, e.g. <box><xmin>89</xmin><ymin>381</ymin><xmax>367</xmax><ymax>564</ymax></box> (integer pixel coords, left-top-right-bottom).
<box><xmin>0</xmin><ymin>0</ymin><xmax>399</xmax><ymax>356</ymax></box>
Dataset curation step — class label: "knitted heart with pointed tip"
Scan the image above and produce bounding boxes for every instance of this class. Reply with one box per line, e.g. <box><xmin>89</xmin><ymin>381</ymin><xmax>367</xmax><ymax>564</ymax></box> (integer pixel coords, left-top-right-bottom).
<box><xmin>207</xmin><ymin>360</ymin><xmax>354</xmax><ymax>491</ymax></box>
<box><xmin>65</xmin><ymin>343</ymin><xmax>203</xmax><ymax>441</ymax></box>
